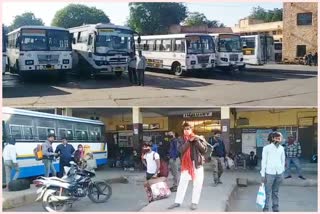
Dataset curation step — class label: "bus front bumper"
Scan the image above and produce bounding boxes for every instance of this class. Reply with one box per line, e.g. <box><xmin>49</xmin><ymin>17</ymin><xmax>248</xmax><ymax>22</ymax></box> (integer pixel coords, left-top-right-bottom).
<box><xmin>187</xmin><ymin>63</ymin><xmax>215</xmax><ymax>71</ymax></box>
<box><xmin>91</xmin><ymin>65</ymin><xmax>127</xmax><ymax>75</ymax></box>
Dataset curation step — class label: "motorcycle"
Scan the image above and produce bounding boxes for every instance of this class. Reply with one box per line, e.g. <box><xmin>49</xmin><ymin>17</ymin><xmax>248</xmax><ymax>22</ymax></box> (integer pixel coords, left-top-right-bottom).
<box><xmin>33</xmin><ymin>161</ymin><xmax>112</xmax><ymax>212</ymax></box>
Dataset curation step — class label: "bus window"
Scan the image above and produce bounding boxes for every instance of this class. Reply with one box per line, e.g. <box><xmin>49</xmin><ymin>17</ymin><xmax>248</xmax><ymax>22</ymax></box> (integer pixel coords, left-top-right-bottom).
<box><xmin>23</xmin><ymin>126</ymin><xmax>33</xmax><ymax>140</ymax></box>
<box><xmin>10</xmin><ymin>125</ymin><xmax>22</xmax><ymax>139</ymax></box>
<box><xmin>242</xmin><ymin>37</ymin><xmax>255</xmax><ymax>55</ymax></box>
<box><xmin>21</xmin><ymin>29</ymin><xmax>47</xmax><ymax>51</ymax></box>
<box><xmin>201</xmin><ymin>36</ymin><xmax>214</xmax><ymax>53</ymax></box>
<box><xmin>162</xmin><ymin>39</ymin><xmax>172</xmax><ymax>52</ymax></box>
<box><xmin>76</xmin><ymin>130</ymin><xmax>88</xmax><ymax>141</ymax></box>
<box><xmin>186</xmin><ymin>36</ymin><xmax>202</xmax><ymax>54</ymax></box>
<box><xmin>156</xmin><ymin>40</ymin><xmax>162</xmax><ymax>51</ymax></box>
<box><xmin>47</xmin><ymin>30</ymin><xmax>71</xmax><ymax>51</ymax></box>
<box><xmin>146</xmin><ymin>40</ymin><xmax>155</xmax><ymax>51</ymax></box>
<box><xmin>174</xmin><ymin>39</ymin><xmax>185</xmax><ymax>53</ymax></box>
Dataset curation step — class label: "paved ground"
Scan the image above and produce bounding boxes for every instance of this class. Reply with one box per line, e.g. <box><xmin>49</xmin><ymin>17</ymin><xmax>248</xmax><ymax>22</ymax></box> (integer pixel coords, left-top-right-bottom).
<box><xmin>228</xmin><ymin>185</ymin><xmax>317</xmax><ymax>212</ymax></box>
<box><xmin>5</xmin><ymin>165</ymin><xmax>317</xmax><ymax>212</ymax></box>
<box><xmin>3</xmin><ymin>64</ymin><xmax>317</xmax><ymax>107</ymax></box>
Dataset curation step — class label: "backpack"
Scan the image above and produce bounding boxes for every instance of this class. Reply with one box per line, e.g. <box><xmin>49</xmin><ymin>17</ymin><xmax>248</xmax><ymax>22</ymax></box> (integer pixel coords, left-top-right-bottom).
<box><xmin>33</xmin><ymin>144</ymin><xmax>43</xmax><ymax>160</ymax></box>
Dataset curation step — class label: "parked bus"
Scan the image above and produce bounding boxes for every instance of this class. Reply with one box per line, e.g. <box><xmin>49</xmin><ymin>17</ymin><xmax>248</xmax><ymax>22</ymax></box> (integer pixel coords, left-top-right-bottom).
<box><xmin>210</xmin><ymin>33</ymin><xmax>245</xmax><ymax>72</ymax></box>
<box><xmin>241</xmin><ymin>35</ymin><xmax>274</xmax><ymax>65</ymax></box>
<box><xmin>69</xmin><ymin>23</ymin><xmax>137</xmax><ymax>78</ymax></box>
<box><xmin>2</xmin><ymin>25</ymin><xmax>7</xmax><ymax>75</ymax></box>
<box><xmin>274</xmin><ymin>42</ymin><xmax>282</xmax><ymax>63</ymax></box>
<box><xmin>2</xmin><ymin>107</ymin><xmax>107</xmax><ymax>179</ymax></box>
<box><xmin>136</xmin><ymin>34</ymin><xmax>215</xmax><ymax>76</ymax></box>
<box><xmin>6</xmin><ymin>26</ymin><xmax>72</xmax><ymax>79</ymax></box>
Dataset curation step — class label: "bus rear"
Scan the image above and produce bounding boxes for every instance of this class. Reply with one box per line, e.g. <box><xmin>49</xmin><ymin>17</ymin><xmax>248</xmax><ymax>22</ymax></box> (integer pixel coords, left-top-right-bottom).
<box><xmin>8</xmin><ymin>26</ymin><xmax>72</xmax><ymax>78</ymax></box>
<box><xmin>212</xmin><ymin>34</ymin><xmax>245</xmax><ymax>71</ymax></box>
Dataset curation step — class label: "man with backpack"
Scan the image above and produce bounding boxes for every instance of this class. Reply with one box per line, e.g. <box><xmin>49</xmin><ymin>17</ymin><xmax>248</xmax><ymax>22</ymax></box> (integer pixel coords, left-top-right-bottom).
<box><xmin>142</xmin><ymin>142</ymin><xmax>160</xmax><ymax>180</ymax></box>
<box><xmin>168</xmin><ymin>132</ymin><xmax>180</xmax><ymax>192</ymax></box>
<box><xmin>42</xmin><ymin>134</ymin><xmax>57</xmax><ymax>177</ymax></box>
<box><xmin>55</xmin><ymin>138</ymin><xmax>75</xmax><ymax>178</ymax></box>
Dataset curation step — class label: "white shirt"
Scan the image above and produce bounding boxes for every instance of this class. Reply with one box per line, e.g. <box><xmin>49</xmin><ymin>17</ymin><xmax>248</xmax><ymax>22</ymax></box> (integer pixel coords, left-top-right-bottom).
<box><xmin>136</xmin><ymin>55</ymin><xmax>147</xmax><ymax>70</ymax></box>
<box><xmin>3</xmin><ymin>144</ymin><xmax>17</xmax><ymax>163</ymax></box>
<box><xmin>260</xmin><ymin>143</ymin><xmax>285</xmax><ymax>177</ymax></box>
<box><xmin>143</xmin><ymin>151</ymin><xmax>160</xmax><ymax>174</ymax></box>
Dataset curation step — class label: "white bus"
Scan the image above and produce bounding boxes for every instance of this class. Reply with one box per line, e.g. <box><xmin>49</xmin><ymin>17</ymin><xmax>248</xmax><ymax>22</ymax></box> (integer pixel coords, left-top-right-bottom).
<box><xmin>137</xmin><ymin>34</ymin><xmax>215</xmax><ymax>76</ymax></box>
<box><xmin>2</xmin><ymin>107</ymin><xmax>108</xmax><ymax>179</ymax></box>
<box><xmin>69</xmin><ymin>23</ymin><xmax>137</xmax><ymax>78</ymax></box>
<box><xmin>2</xmin><ymin>25</ymin><xmax>7</xmax><ymax>75</ymax></box>
<box><xmin>274</xmin><ymin>42</ymin><xmax>282</xmax><ymax>63</ymax></box>
<box><xmin>210</xmin><ymin>33</ymin><xmax>245</xmax><ymax>72</ymax></box>
<box><xmin>6</xmin><ymin>26</ymin><xmax>72</xmax><ymax>79</ymax></box>
<box><xmin>241</xmin><ymin>35</ymin><xmax>274</xmax><ymax>65</ymax></box>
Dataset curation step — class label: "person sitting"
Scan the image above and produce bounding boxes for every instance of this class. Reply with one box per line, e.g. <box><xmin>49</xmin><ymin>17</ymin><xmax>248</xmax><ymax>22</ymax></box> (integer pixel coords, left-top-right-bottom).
<box><xmin>248</xmin><ymin>151</ymin><xmax>258</xmax><ymax>169</ymax></box>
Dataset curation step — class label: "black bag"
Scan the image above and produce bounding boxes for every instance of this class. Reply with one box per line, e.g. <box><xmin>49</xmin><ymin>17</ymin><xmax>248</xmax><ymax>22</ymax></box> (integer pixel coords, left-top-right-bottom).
<box><xmin>8</xmin><ymin>179</ymin><xmax>30</xmax><ymax>191</ymax></box>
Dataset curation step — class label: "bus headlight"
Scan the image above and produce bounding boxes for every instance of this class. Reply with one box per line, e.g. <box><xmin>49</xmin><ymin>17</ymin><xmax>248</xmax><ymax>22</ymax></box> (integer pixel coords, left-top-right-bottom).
<box><xmin>94</xmin><ymin>60</ymin><xmax>109</xmax><ymax>66</ymax></box>
<box><xmin>63</xmin><ymin>59</ymin><xmax>70</xmax><ymax>64</ymax></box>
<box><xmin>220</xmin><ymin>57</ymin><xmax>228</xmax><ymax>62</ymax></box>
<box><xmin>190</xmin><ymin>61</ymin><xmax>196</xmax><ymax>65</ymax></box>
<box><xmin>211</xmin><ymin>59</ymin><xmax>215</xmax><ymax>64</ymax></box>
<box><xmin>25</xmin><ymin>60</ymin><xmax>34</xmax><ymax>65</ymax></box>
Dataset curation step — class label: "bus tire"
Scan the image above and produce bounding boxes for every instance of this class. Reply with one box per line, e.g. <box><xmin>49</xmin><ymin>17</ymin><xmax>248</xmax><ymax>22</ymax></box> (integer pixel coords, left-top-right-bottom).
<box><xmin>8</xmin><ymin>179</ymin><xmax>30</xmax><ymax>191</ymax></box>
<box><xmin>115</xmin><ymin>71</ymin><xmax>122</xmax><ymax>78</ymax></box>
<box><xmin>172</xmin><ymin>62</ymin><xmax>183</xmax><ymax>76</ymax></box>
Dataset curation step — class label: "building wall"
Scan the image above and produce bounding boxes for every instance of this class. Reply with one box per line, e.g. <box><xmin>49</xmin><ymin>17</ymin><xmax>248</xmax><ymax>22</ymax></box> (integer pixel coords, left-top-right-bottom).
<box><xmin>283</xmin><ymin>2</ymin><xmax>318</xmax><ymax>61</ymax></box>
<box><xmin>233</xmin><ymin>18</ymin><xmax>283</xmax><ymax>42</ymax></box>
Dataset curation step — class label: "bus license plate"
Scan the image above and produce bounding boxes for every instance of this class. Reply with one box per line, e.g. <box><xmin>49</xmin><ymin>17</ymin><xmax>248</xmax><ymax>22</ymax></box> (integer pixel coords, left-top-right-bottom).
<box><xmin>202</xmin><ymin>64</ymin><xmax>207</xmax><ymax>68</ymax></box>
<box><xmin>43</xmin><ymin>66</ymin><xmax>54</xmax><ymax>70</ymax></box>
<box><xmin>114</xmin><ymin>67</ymin><xmax>123</xmax><ymax>72</ymax></box>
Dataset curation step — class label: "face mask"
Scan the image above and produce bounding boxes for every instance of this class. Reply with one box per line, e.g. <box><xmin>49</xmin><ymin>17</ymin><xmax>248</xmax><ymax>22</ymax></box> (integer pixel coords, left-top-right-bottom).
<box><xmin>184</xmin><ymin>129</ymin><xmax>192</xmax><ymax>136</ymax></box>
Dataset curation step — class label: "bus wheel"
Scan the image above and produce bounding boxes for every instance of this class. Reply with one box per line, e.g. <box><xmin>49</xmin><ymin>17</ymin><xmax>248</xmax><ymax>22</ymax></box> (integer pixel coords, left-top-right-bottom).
<box><xmin>172</xmin><ymin>63</ymin><xmax>183</xmax><ymax>76</ymax></box>
<box><xmin>115</xmin><ymin>71</ymin><xmax>122</xmax><ymax>78</ymax></box>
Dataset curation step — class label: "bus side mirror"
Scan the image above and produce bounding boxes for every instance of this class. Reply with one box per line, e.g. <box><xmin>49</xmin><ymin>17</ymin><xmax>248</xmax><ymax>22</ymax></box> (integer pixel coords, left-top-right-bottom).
<box><xmin>72</xmin><ymin>38</ymin><xmax>76</xmax><ymax>44</ymax></box>
<box><xmin>16</xmin><ymin>36</ymin><xmax>21</xmax><ymax>47</ymax></box>
<box><xmin>137</xmin><ymin>36</ymin><xmax>141</xmax><ymax>44</ymax></box>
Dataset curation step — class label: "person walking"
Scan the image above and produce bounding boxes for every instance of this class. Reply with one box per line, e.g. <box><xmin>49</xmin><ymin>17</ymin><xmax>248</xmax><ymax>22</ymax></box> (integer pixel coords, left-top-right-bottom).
<box><xmin>284</xmin><ymin>133</ymin><xmax>306</xmax><ymax>180</ymax></box>
<box><xmin>168</xmin><ymin>122</ymin><xmax>207</xmax><ymax>210</ymax></box>
<box><xmin>74</xmin><ymin>144</ymin><xmax>85</xmax><ymax>166</ymax></box>
<box><xmin>307</xmin><ymin>52</ymin><xmax>313</xmax><ymax>66</ymax></box>
<box><xmin>260</xmin><ymin>132</ymin><xmax>285</xmax><ymax>212</ymax></box>
<box><xmin>128</xmin><ymin>52</ymin><xmax>137</xmax><ymax>84</ymax></box>
<box><xmin>313</xmin><ymin>52</ymin><xmax>318</xmax><ymax>66</ymax></box>
<box><xmin>55</xmin><ymin>138</ymin><xmax>75</xmax><ymax>177</ymax></box>
<box><xmin>42</xmin><ymin>134</ymin><xmax>57</xmax><ymax>177</ymax></box>
<box><xmin>208</xmin><ymin>130</ymin><xmax>226</xmax><ymax>186</ymax></box>
<box><xmin>168</xmin><ymin>132</ymin><xmax>180</xmax><ymax>192</ymax></box>
<box><xmin>136</xmin><ymin>50</ymin><xmax>147</xmax><ymax>86</ymax></box>
<box><xmin>3</xmin><ymin>138</ymin><xmax>20</xmax><ymax>190</ymax></box>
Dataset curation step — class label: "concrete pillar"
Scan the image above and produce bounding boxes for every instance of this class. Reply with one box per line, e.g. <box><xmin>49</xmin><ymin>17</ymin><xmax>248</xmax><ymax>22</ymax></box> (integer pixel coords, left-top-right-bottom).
<box><xmin>62</xmin><ymin>108</ymin><xmax>72</xmax><ymax>116</ymax></box>
<box><xmin>221</xmin><ymin>107</ymin><xmax>230</xmax><ymax>154</ymax></box>
<box><xmin>132</xmin><ymin>107</ymin><xmax>143</xmax><ymax>151</ymax></box>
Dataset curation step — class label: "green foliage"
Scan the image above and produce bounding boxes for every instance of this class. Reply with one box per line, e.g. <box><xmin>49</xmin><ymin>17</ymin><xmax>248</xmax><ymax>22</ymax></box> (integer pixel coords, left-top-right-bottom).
<box><xmin>128</xmin><ymin>3</ymin><xmax>187</xmax><ymax>35</ymax></box>
<box><xmin>184</xmin><ymin>12</ymin><xmax>225</xmax><ymax>28</ymax></box>
<box><xmin>9</xmin><ymin>12</ymin><xmax>44</xmax><ymax>31</ymax></box>
<box><xmin>250</xmin><ymin>6</ymin><xmax>283</xmax><ymax>22</ymax></box>
<box><xmin>51</xmin><ymin>4</ymin><xmax>110</xmax><ymax>28</ymax></box>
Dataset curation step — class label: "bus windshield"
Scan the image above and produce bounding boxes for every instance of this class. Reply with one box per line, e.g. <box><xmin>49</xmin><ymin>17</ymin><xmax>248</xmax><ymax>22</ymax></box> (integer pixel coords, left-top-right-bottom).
<box><xmin>21</xmin><ymin>29</ymin><xmax>71</xmax><ymax>51</ymax></box>
<box><xmin>186</xmin><ymin>35</ymin><xmax>214</xmax><ymax>54</ymax></box>
<box><xmin>218</xmin><ymin>34</ymin><xmax>241</xmax><ymax>52</ymax></box>
<box><xmin>95</xmin><ymin>28</ymin><xmax>134</xmax><ymax>52</ymax></box>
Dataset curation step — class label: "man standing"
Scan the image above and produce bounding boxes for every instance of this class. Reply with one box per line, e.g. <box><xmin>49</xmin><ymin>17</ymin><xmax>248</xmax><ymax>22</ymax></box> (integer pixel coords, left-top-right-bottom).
<box><xmin>168</xmin><ymin>122</ymin><xmax>207</xmax><ymax>210</ymax></box>
<box><xmin>142</xmin><ymin>142</ymin><xmax>160</xmax><ymax>180</ymax></box>
<box><xmin>55</xmin><ymin>138</ymin><xmax>75</xmax><ymax>177</ymax></box>
<box><xmin>284</xmin><ymin>134</ymin><xmax>306</xmax><ymax>180</ymax></box>
<box><xmin>42</xmin><ymin>134</ymin><xmax>57</xmax><ymax>177</ymax></box>
<box><xmin>168</xmin><ymin>132</ymin><xmax>180</xmax><ymax>192</ymax></box>
<box><xmin>3</xmin><ymin>138</ymin><xmax>20</xmax><ymax>190</ymax></box>
<box><xmin>260</xmin><ymin>132</ymin><xmax>285</xmax><ymax>212</ymax></box>
<box><xmin>136</xmin><ymin>50</ymin><xmax>147</xmax><ymax>86</ymax></box>
<box><xmin>209</xmin><ymin>130</ymin><xmax>226</xmax><ymax>186</ymax></box>
<box><xmin>128</xmin><ymin>52</ymin><xmax>137</xmax><ymax>84</ymax></box>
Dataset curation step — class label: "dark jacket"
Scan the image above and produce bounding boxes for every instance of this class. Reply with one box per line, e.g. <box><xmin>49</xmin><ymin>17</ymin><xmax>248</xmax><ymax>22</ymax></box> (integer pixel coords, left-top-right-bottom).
<box><xmin>209</xmin><ymin>137</ymin><xmax>226</xmax><ymax>157</ymax></box>
<box><xmin>179</xmin><ymin>136</ymin><xmax>207</xmax><ymax>169</ymax></box>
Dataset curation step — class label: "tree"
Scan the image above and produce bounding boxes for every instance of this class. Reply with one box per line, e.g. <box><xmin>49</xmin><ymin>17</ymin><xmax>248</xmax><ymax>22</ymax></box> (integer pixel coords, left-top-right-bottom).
<box><xmin>51</xmin><ymin>4</ymin><xmax>110</xmax><ymax>28</ymax></box>
<box><xmin>250</xmin><ymin>6</ymin><xmax>283</xmax><ymax>22</ymax></box>
<box><xmin>9</xmin><ymin>12</ymin><xmax>44</xmax><ymax>31</ymax></box>
<box><xmin>128</xmin><ymin>3</ymin><xmax>187</xmax><ymax>35</ymax></box>
<box><xmin>184</xmin><ymin>12</ymin><xmax>225</xmax><ymax>28</ymax></box>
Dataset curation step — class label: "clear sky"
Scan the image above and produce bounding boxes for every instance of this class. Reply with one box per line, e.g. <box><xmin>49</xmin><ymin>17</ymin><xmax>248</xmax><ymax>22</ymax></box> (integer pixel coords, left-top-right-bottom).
<box><xmin>2</xmin><ymin>2</ymin><xmax>282</xmax><ymax>27</ymax></box>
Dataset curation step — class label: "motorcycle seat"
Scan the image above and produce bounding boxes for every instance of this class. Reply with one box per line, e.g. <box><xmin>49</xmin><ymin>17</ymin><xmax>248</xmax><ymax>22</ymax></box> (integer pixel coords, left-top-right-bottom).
<box><xmin>50</xmin><ymin>177</ymin><xmax>71</xmax><ymax>183</ymax></box>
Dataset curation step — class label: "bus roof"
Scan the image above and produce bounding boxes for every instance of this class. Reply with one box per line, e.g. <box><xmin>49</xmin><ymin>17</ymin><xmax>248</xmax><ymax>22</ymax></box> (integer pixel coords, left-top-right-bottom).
<box><xmin>139</xmin><ymin>33</ymin><xmax>211</xmax><ymax>40</ymax></box>
<box><xmin>69</xmin><ymin>23</ymin><xmax>133</xmax><ymax>32</ymax></box>
<box><xmin>2</xmin><ymin>107</ymin><xmax>104</xmax><ymax>126</ymax></box>
<box><xmin>240</xmin><ymin>35</ymin><xmax>273</xmax><ymax>38</ymax></box>
<box><xmin>209</xmin><ymin>33</ymin><xmax>240</xmax><ymax>37</ymax></box>
<box><xmin>7</xmin><ymin>26</ymin><xmax>69</xmax><ymax>35</ymax></box>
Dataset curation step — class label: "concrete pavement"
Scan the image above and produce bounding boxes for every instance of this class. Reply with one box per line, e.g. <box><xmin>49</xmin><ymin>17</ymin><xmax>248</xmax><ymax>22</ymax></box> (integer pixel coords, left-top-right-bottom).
<box><xmin>3</xmin><ymin>64</ymin><xmax>317</xmax><ymax>107</ymax></box>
